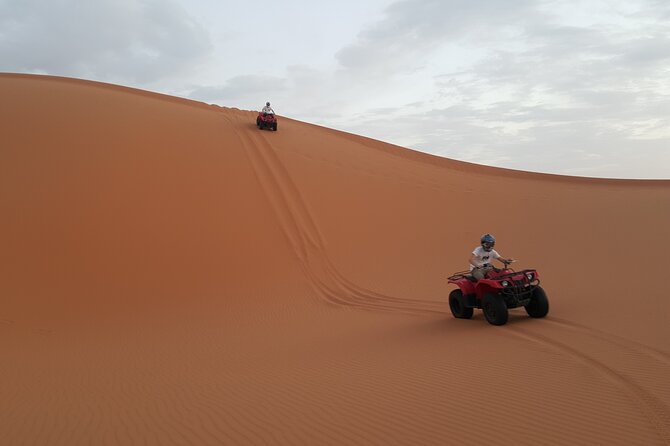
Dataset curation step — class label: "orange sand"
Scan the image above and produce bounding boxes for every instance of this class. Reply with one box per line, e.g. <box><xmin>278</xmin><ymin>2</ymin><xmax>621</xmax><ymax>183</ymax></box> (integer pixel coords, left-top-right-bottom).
<box><xmin>1</xmin><ymin>73</ymin><xmax>669</xmax><ymax>445</ymax></box>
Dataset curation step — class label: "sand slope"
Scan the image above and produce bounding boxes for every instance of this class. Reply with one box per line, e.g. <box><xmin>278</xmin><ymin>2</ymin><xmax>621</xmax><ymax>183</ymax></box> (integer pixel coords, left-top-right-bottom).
<box><xmin>1</xmin><ymin>73</ymin><xmax>670</xmax><ymax>445</ymax></box>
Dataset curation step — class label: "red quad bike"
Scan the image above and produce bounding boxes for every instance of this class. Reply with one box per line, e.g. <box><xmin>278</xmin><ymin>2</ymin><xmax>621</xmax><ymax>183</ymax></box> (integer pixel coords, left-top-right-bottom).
<box><xmin>256</xmin><ymin>112</ymin><xmax>278</xmax><ymax>131</ymax></box>
<box><xmin>447</xmin><ymin>260</ymin><xmax>549</xmax><ymax>326</ymax></box>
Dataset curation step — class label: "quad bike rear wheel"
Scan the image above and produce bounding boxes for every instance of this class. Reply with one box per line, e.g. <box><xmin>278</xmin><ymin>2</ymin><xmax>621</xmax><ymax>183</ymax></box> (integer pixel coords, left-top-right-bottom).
<box><xmin>525</xmin><ymin>286</ymin><xmax>549</xmax><ymax>318</ymax></box>
<box><xmin>449</xmin><ymin>289</ymin><xmax>473</xmax><ymax>319</ymax></box>
<box><xmin>482</xmin><ymin>293</ymin><xmax>508</xmax><ymax>326</ymax></box>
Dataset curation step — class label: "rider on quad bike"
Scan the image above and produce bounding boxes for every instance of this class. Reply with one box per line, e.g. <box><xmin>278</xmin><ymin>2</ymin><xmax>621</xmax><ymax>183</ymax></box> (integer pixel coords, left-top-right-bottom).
<box><xmin>447</xmin><ymin>233</ymin><xmax>549</xmax><ymax>325</ymax></box>
<box><xmin>257</xmin><ymin>101</ymin><xmax>278</xmax><ymax>131</ymax></box>
<box><xmin>469</xmin><ymin>234</ymin><xmax>514</xmax><ymax>280</ymax></box>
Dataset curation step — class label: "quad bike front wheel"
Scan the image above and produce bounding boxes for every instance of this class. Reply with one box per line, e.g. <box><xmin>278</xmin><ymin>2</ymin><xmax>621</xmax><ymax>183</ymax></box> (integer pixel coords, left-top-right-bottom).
<box><xmin>482</xmin><ymin>293</ymin><xmax>508</xmax><ymax>326</ymax></box>
<box><xmin>449</xmin><ymin>289</ymin><xmax>473</xmax><ymax>319</ymax></box>
<box><xmin>525</xmin><ymin>286</ymin><xmax>549</xmax><ymax>318</ymax></box>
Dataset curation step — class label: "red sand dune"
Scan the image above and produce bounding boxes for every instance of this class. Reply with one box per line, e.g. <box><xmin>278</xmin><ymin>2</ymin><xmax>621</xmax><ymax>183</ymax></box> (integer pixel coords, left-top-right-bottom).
<box><xmin>1</xmin><ymin>73</ymin><xmax>670</xmax><ymax>445</ymax></box>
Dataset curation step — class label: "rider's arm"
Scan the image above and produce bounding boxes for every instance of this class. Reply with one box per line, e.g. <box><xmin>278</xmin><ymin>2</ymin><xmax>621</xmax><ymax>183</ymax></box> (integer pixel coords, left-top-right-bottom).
<box><xmin>495</xmin><ymin>256</ymin><xmax>514</xmax><ymax>264</ymax></box>
<box><xmin>469</xmin><ymin>253</ymin><xmax>481</xmax><ymax>268</ymax></box>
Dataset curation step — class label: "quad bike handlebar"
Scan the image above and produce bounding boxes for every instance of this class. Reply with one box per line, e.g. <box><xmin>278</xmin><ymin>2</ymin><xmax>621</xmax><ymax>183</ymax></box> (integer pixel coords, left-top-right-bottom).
<box><xmin>495</xmin><ymin>259</ymin><xmax>518</xmax><ymax>274</ymax></box>
<box><xmin>448</xmin><ymin>260</ymin><xmax>519</xmax><ymax>281</ymax></box>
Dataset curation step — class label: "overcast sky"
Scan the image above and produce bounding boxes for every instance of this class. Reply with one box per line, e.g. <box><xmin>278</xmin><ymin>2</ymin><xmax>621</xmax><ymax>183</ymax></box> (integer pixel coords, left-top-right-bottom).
<box><xmin>2</xmin><ymin>0</ymin><xmax>669</xmax><ymax>178</ymax></box>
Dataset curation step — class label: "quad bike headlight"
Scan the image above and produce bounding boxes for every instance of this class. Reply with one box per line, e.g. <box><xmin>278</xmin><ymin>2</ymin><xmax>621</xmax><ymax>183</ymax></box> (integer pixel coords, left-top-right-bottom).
<box><xmin>526</xmin><ymin>272</ymin><xmax>534</xmax><ymax>280</ymax></box>
<box><xmin>501</xmin><ymin>280</ymin><xmax>510</xmax><ymax>287</ymax></box>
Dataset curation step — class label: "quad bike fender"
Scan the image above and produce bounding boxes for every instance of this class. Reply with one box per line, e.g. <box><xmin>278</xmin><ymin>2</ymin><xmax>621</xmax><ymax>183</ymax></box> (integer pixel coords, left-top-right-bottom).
<box><xmin>258</xmin><ymin>113</ymin><xmax>277</xmax><ymax>122</ymax></box>
<box><xmin>448</xmin><ymin>280</ymin><xmax>475</xmax><ymax>296</ymax></box>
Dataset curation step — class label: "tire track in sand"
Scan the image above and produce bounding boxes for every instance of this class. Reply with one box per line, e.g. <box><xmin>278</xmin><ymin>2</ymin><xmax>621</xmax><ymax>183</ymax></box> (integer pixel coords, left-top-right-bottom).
<box><xmin>509</xmin><ymin>325</ymin><xmax>670</xmax><ymax>445</ymax></box>
<box><xmin>225</xmin><ymin>114</ymin><xmax>444</xmax><ymax>316</ymax></box>
<box><xmin>546</xmin><ymin>317</ymin><xmax>670</xmax><ymax>367</ymax></box>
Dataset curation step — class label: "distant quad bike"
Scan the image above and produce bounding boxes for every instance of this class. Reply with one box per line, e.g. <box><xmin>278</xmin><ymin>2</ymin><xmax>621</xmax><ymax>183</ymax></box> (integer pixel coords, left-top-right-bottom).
<box><xmin>256</xmin><ymin>112</ymin><xmax>278</xmax><ymax>131</ymax></box>
<box><xmin>447</xmin><ymin>261</ymin><xmax>549</xmax><ymax>326</ymax></box>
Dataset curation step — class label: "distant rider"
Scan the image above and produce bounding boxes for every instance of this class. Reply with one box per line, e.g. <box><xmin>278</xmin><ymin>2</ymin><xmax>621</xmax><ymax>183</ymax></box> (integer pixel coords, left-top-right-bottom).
<box><xmin>262</xmin><ymin>102</ymin><xmax>275</xmax><ymax>116</ymax></box>
<box><xmin>469</xmin><ymin>234</ymin><xmax>514</xmax><ymax>280</ymax></box>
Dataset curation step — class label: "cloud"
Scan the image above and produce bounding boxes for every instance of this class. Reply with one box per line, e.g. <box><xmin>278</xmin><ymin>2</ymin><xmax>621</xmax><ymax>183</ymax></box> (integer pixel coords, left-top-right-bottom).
<box><xmin>321</xmin><ymin>0</ymin><xmax>670</xmax><ymax>177</ymax></box>
<box><xmin>0</xmin><ymin>0</ymin><xmax>212</xmax><ymax>84</ymax></box>
<box><xmin>335</xmin><ymin>0</ymin><xmax>536</xmax><ymax>76</ymax></box>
